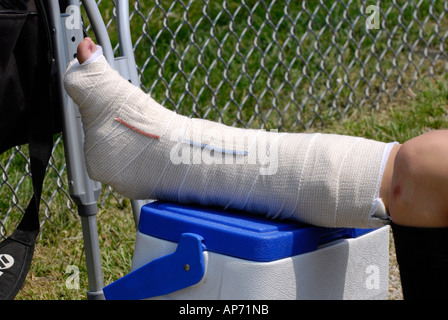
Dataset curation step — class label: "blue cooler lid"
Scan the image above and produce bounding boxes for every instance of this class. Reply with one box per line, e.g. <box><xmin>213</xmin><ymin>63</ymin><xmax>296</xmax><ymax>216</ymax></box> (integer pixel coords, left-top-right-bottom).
<box><xmin>138</xmin><ymin>201</ymin><xmax>372</xmax><ymax>262</ymax></box>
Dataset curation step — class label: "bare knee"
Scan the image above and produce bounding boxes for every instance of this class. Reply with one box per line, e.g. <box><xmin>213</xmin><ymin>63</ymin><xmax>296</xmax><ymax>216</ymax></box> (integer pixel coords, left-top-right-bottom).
<box><xmin>389</xmin><ymin>130</ymin><xmax>448</xmax><ymax>227</ymax></box>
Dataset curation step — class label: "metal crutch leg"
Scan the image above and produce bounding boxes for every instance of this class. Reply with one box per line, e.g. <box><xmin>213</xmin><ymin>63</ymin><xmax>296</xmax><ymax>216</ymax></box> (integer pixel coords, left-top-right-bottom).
<box><xmin>50</xmin><ymin>0</ymin><xmax>151</xmax><ymax>299</ymax></box>
<box><xmin>47</xmin><ymin>0</ymin><xmax>104</xmax><ymax>300</ymax></box>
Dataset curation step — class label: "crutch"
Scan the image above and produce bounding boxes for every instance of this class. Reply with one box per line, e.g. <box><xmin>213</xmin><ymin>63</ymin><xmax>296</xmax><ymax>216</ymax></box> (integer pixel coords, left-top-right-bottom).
<box><xmin>47</xmin><ymin>0</ymin><xmax>104</xmax><ymax>300</ymax></box>
<box><xmin>47</xmin><ymin>0</ymin><xmax>145</xmax><ymax>299</ymax></box>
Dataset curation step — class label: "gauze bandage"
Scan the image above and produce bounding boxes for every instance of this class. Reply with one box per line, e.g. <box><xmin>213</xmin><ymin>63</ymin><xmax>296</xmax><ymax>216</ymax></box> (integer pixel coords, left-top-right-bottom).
<box><xmin>63</xmin><ymin>50</ymin><xmax>395</xmax><ymax>228</ymax></box>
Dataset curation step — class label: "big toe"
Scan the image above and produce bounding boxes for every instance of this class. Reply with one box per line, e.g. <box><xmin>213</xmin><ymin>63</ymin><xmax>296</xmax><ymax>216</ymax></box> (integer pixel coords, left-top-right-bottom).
<box><xmin>76</xmin><ymin>37</ymin><xmax>98</xmax><ymax>64</ymax></box>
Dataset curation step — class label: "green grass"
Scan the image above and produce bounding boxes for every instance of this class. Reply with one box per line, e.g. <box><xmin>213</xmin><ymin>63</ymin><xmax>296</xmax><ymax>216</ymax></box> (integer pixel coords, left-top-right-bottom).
<box><xmin>16</xmin><ymin>200</ymin><xmax>136</xmax><ymax>300</ymax></box>
<box><xmin>87</xmin><ymin>0</ymin><xmax>448</xmax><ymax>129</ymax></box>
<box><xmin>1</xmin><ymin>1</ymin><xmax>447</xmax><ymax>299</ymax></box>
<box><xmin>311</xmin><ymin>77</ymin><xmax>448</xmax><ymax>143</ymax></box>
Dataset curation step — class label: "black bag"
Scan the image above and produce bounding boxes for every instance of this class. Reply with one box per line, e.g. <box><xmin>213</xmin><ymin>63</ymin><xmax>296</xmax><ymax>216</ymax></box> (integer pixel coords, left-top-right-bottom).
<box><xmin>0</xmin><ymin>0</ymin><xmax>61</xmax><ymax>299</ymax></box>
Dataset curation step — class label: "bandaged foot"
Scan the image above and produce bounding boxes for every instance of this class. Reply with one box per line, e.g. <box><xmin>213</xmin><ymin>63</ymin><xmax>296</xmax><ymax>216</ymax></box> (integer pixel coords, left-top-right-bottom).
<box><xmin>64</xmin><ymin>39</ymin><xmax>396</xmax><ymax>228</ymax></box>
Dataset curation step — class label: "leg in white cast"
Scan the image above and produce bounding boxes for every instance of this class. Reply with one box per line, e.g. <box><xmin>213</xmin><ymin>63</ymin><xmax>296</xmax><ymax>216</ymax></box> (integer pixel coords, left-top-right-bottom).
<box><xmin>63</xmin><ymin>38</ymin><xmax>394</xmax><ymax>228</ymax></box>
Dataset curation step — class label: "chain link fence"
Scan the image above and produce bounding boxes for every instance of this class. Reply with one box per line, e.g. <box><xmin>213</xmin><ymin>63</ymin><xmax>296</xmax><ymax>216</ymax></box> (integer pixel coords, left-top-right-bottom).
<box><xmin>2</xmin><ymin>0</ymin><xmax>448</xmax><ymax>237</ymax></box>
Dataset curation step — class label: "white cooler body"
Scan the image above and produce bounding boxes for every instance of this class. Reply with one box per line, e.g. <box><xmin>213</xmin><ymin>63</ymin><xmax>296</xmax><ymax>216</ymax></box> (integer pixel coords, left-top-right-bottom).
<box><xmin>104</xmin><ymin>202</ymin><xmax>390</xmax><ymax>300</ymax></box>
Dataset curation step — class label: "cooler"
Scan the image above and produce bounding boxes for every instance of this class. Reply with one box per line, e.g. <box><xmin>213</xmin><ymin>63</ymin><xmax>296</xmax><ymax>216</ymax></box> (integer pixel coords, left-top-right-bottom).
<box><xmin>103</xmin><ymin>201</ymin><xmax>390</xmax><ymax>300</ymax></box>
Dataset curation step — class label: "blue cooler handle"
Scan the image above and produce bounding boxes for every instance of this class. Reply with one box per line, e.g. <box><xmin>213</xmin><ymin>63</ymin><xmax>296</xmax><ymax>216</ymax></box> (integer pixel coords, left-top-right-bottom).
<box><xmin>103</xmin><ymin>233</ymin><xmax>206</xmax><ymax>300</ymax></box>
